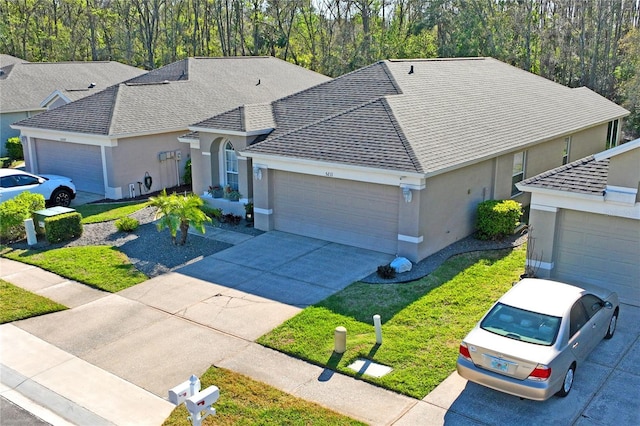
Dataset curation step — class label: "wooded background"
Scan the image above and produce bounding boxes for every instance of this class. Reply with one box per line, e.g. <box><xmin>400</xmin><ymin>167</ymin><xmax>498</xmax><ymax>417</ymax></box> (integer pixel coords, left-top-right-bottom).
<box><xmin>2</xmin><ymin>0</ymin><xmax>638</xmax><ymax>137</ymax></box>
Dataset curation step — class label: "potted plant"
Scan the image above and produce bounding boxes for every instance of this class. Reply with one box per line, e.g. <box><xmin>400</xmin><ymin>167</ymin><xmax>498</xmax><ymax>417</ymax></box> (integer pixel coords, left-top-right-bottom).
<box><xmin>244</xmin><ymin>202</ymin><xmax>254</xmax><ymax>223</ymax></box>
<box><xmin>224</xmin><ymin>185</ymin><xmax>241</xmax><ymax>201</ymax></box>
<box><xmin>208</xmin><ymin>185</ymin><xmax>224</xmax><ymax>198</ymax></box>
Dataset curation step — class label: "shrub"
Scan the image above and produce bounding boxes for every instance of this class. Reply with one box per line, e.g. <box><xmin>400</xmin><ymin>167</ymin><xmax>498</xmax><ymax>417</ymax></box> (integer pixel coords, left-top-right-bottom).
<box><xmin>476</xmin><ymin>199</ymin><xmax>523</xmax><ymax>240</ymax></box>
<box><xmin>0</xmin><ymin>192</ymin><xmax>45</xmax><ymax>241</ymax></box>
<box><xmin>5</xmin><ymin>137</ymin><xmax>24</xmax><ymax>161</ymax></box>
<box><xmin>201</xmin><ymin>205</ymin><xmax>223</xmax><ymax>221</ymax></box>
<box><xmin>115</xmin><ymin>217</ymin><xmax>139</xmax><ymax>232</ymax></box>
<box><xmin>45</xmin><ymin>212</ymin><xmax>83</xmax><ymax>243</ymax></box>
<box><xmin>183</xmin><ymin>158</ymin><xmax>192</xmax><ymax>185</ymax></box>
<box><xmin>377</xmin><ymin>264</ymin><xmax>396</xmax><ymax>279</ymax></box>
<box><xmin>222</xmin><ymin>213</ymin><xmax>242</xmax><ymax>225</ymax></box>
<box><xmin>0</xmin><ymin>157</ymin><xmax>11</xmax><ymax>167</ymax></box>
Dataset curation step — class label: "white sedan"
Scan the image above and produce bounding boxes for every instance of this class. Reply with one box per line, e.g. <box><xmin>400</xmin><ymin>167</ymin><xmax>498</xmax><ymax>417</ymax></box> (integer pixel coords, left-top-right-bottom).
<box><xmin>0</xmin><ymin>168</ymin><xmax>76</xmax><ymax>207</ymax></box>
<box><xmin>456</xmin><ymin>278</ymin><xmax>619</xmax><ymax>401</ymax></box>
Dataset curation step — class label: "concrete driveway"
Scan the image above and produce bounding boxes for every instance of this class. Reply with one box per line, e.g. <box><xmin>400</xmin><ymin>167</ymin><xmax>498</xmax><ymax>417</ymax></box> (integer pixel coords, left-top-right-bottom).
<box><xmin>395</xmin><ymin>302</ymin><xmax>640</xmax><ymax>425</ymax></box>
<box><xmin>10</xmin><ymin>231</ymin><xmax>394</xmax><ymax>399</ymax></box>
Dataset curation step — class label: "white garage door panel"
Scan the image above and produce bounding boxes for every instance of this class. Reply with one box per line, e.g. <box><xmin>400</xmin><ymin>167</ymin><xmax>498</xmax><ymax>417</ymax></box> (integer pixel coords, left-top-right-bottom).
<box><xmin>554</xmin><ymin>210</ymin><xmax>640</xmax><ymax>306</ymax></box>
<box><xmin>35</xmin><ymin>140</ymin><xmax>104</xmax><ymax>194</ymax></box>
<box><xmin>273</xmin><ymin>171</ymin><xmax>398</xmax><ymax>253</ymax></box>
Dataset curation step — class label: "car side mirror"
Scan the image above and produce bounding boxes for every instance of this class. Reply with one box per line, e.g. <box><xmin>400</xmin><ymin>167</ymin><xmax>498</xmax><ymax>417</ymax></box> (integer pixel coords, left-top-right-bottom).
<box><xmin>603</xmin><ymin>301</ymin><xmax>613</xmax><ymax>310</ymax></box>
<box><xmin>38</xmin><ymin>178</ymin><xmax>46</xmax><ymax>184</ymax></box>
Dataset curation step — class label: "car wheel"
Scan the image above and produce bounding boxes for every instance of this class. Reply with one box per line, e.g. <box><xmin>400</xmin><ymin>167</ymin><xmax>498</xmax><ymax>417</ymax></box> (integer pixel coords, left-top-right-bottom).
<box><xmin>51</xmin><ymin>188</ymin><xmax>72</xmax><ymax>207</ymax></box>
<box><xmin>556</xmin><ymin>364</ymin><xmax>575</xmax><ymax>397</ymax></box>
<box><xmin>604</xmin><ymin>308</ymin><xmax>619</xmax><ymax>339</ymax></box>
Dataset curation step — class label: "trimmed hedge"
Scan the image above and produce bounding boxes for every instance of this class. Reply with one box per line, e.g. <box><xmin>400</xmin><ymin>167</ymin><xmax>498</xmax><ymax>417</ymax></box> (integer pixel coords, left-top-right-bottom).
<box><xmin>476</xmin><ymin>199</ymin><xmax>523</xmax><ymax>240</ymax></box>
<box><xmin>45</xmin><ymin>212</ymin><xmax>83</xmax><ymax>243</ymax></box>
<box><xmin>5</xmin><ymin>137</ymin><xmax>23</xmax><ymax>161</ymax></box>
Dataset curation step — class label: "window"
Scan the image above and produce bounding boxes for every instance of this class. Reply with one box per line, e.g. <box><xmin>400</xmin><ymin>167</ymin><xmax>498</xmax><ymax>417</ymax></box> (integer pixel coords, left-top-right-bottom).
<box><xmin>606</xmin><ymin>119</ymin><xmax>619</xmax><ymax>149</ymax></box>
<box><xmin>562</xmin><ymin>137</ymin><xmax>571</xmax><ymax>165</ymax></box>
<box><xmin>569</xmin><ymin>301</ymin><xmax>589</xmax><ymax>337</ymax></box>
<box><xmin>580</xmin><ymin>294</ymin><xmax>604</xmax><ymax>319</ymax></box>
<box><xmin>511</xmin><ymin>151</ymin><xmax>526</xmax><ymax>196</ymax></box>
<box><xmin>224</xmin><ymin>141</ymin><xmax>238</xmax><ymax>190</ymax></box>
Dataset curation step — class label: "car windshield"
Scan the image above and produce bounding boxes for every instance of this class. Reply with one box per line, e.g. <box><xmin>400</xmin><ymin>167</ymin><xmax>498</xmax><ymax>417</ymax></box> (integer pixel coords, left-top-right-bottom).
<box><xmin>480</xmin><ymin>303</ymin><xmax>561</xmax><ymax>346</ymax></box>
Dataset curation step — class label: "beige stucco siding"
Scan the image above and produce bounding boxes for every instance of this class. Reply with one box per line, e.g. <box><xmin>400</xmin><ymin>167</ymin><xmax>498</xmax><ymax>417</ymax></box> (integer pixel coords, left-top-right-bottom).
<box><xmin>190</xmin><ymin>133</ymin><xmax>253</xmax><ymax>198</ymax></box>
<box><xmin>419</xmin><ymin>160</ymin><xmax>494</xmax><ymax>259</ymax></box>
<box><xmin>108</xmin><ymin>132</ymin><xmax>186</xmax><ymax>199</ymax></box>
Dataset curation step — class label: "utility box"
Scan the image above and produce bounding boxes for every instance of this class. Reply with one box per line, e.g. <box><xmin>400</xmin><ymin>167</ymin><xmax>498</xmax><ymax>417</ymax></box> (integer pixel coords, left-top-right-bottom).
<box><xmin>34</xmin><ymin>206</ymin><xmax>75</xmax><ymax>233</ymax></box>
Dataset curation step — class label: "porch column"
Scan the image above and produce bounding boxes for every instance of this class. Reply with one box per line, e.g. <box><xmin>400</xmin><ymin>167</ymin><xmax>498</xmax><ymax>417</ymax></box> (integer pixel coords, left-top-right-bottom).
<box><xmin>252</xmin><ymin>165</ymin><xmax>274</xmax><ymax>231</ymax></box>
<box><xmin>527</xmin><ymin>205</ymin><xmax>558</xmax><ymax>278</ymax></box>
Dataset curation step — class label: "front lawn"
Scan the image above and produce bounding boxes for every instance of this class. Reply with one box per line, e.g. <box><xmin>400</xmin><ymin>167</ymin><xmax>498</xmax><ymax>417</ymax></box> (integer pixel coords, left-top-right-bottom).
<box><xmin>0</xmin><ymin>279</ymin><xmax>67</xmax><ymax>323</ymax></box>
<box><xmin>0</xmin><ymin>246</ymin><xmax>147</xmax><ymax>292</ymax></box>
<box><xmin>258</xmin><ymin>246</ymin><xmax>525</xmax><ymax>399</ymax></box>
<box><xmin>163</xmin><ymin>366</ymin><xmax>365</xmax><ymax>426</ymax></box>
<box><xmin>75</xmin><ymin>201</ymin><xmax>149</xmax><ymax>224</ymax></box>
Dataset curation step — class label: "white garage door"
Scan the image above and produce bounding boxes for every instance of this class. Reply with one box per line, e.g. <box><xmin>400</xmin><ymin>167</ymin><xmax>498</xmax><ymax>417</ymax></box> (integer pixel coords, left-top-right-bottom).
<box><xmin>554</xmin><ymin>210</ymin><xmax>640</xmax><ymax>306</ymax></box>
<box><xmin>273</xmin><ymin>171</ymin><xmax>399</xmax><ymax>253</ymax></box>
<box><xmin>35</xmin><ymin>140</ymin><xmax>104</xmax><ymax>194</ymax></box>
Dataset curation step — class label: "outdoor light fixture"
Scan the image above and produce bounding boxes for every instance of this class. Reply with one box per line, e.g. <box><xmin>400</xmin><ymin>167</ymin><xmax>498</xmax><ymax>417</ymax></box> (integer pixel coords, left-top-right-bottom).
<box><xmin>402</xmin><ymin>187</ymin><xmax>412</xmax><ymax>203</ymax></box>
<box><xmin>253</xmin><ymin>166</ymin><xmax>263</xmax><ymax>181</ymax></box>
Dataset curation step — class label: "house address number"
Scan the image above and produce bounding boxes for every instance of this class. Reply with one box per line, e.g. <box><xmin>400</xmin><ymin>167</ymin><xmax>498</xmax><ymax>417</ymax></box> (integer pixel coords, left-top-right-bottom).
<box><xmin>325</xmin><ymin>172</ymin><xmax>334</xmax><ymax>177</ymax></box>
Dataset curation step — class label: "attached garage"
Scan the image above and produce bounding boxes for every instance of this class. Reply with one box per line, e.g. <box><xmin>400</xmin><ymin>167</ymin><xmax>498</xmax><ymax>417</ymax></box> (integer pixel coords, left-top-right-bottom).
<box><xmin>35</xmin><ymin>140</ymin><xmax>104</xmax><ymax>194</ymax></box>
<box><xmin>554</xmin><ymin>210</ymin><xmax>640</xmax><ymax>305</ymax></box>
<box><xmin>272</xmin><ymin>171</ymin><xmax>399</xmax><ymax>253</ymax></box>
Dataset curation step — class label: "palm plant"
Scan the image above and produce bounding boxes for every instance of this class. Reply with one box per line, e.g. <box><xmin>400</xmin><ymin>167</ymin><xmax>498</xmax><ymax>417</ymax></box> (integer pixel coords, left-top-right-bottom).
<box><xmin>148</xmin><ymin>190</ymin><xmax>211</xmax><ymax>245</ymax></box>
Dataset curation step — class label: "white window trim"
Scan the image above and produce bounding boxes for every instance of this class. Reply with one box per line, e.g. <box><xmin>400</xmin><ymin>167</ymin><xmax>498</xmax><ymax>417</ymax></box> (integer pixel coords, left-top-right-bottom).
<box><xmin>224</xmin><ymin>141</ymin><xmax>238</xmax><ymax>190</ymax></box>
<box><xmin>562</xmin><ymin>137</ymin><xmax>571</xmax><ymax>165</ymax></box>
<box><xmin>511</xmin><ymin>151</ymin><xmax>527</xmax><ymax>197</ymax></box>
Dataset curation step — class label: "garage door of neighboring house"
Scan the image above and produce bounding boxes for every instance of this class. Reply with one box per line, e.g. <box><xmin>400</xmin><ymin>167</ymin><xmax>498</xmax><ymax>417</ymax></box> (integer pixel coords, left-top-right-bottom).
<box><xmin>35</xmin><ymin>140</ymin><xmax>104</xmax><ymax>194</ymax></box>
<box><xmin>273</xmin><ymin>171</ymin><xmax>399</xmax><ymax>254</ymax></box>
<box><xmin>553</xmin><ymin>210</ymin><xmax>640</xmax><ymax>306</ymax></box>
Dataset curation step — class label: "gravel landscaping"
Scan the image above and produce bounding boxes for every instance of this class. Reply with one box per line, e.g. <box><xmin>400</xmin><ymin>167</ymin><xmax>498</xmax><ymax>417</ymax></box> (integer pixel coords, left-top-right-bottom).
<box><xmin>9</xmin><ymin>206</ymin><xmax>261</xmax><ymax>278</ymax></box>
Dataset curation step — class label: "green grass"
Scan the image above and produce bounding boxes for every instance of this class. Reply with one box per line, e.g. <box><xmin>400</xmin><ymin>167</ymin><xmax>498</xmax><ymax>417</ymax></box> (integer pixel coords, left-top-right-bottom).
<box><xmin>0</xmin><ymin>246</ymin><xmax>147</xmax><ymax>292</ymax></box>
<box><xmin>0</xmin><ymin>279</ymin><xmax>67</xmax><ymax>323</ymax></box>
<box><xmin>162</xmin><ymin>366</ymin><xmax>365</xmax><ymax>426</ymax></box>
<box><xmin>75</xmin><ymin>201</ymin><xmax>149</xmax><ymax>224</ymax></box>
<box><xmin>258</xmin><ymin>246</ymin><xmax>526</xmax><ymax>399</ymax></box>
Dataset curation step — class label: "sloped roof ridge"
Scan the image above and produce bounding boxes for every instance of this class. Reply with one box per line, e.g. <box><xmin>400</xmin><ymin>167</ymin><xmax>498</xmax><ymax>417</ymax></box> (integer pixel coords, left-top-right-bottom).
<box><xmin>107</xmin><ymin>84</ymin><xmax>122</xmax><ymax>135</ymax></box>
<box><xmin>380</xmin><ymin>61</ymin><xmax>403</xmax><ymax>95</ymax></box>
<box><xmin>521</xmin><ymin>155</ymin><xmax>597</xmax><ymax>185</ymax></box>
<box><xmin>387</xmin><ymin>57</ymin><xmax>487</xmax><ymax>63</ymax></box>
<box><xmin>379</xmin><ymin>97</ymin><xmax>423</xmax><ymax>173</ymax></box>
<box><xmin>264</xmin><ymin>60</ymin><xmax>384</xmax><ymax>106</ymax></box>
<box><xmin>253</xmin><ymin>96</ymin><xmax>392</xmax><ymax>146</ymax></box>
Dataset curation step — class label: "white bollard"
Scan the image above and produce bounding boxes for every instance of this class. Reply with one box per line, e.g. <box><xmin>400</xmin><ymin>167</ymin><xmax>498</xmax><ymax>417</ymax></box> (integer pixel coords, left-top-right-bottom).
<box><xmin>334</xmin><ymin>326</ymin><xmax>347</xmax><ymax>354</ymax></box>
<box><xmin>373</xmin><ymin>314</ymin><xmax>382</xmax><ymax>345</ymax></box>
<box><xmin>24</xmin><ymin>218</ymin><xmax>37</xmax><ymax>246</ymax></box>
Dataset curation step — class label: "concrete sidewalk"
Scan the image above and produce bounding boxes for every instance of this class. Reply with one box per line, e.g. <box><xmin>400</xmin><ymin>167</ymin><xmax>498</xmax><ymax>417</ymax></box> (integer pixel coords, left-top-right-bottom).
<box><xmin>0</xmin><ymin>233</ymin><xmax>417</xmax><ymax>426</ymax></box>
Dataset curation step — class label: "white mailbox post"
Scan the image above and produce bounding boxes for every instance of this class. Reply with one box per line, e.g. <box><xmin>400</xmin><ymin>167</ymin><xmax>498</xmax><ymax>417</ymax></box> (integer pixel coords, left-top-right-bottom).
<box><xmin>169</xmin><ymin>375</ymin><xmax>219</xmax><ymax>426</ymax></box>
<box><xmin>168</xmin><ymin>375</ymin><xmax>201</xmax><ymax>405</ymax></box>
<box><xmin>185</xmin><ymin>386</ymin><xmax>219</xmax><ymax>426</ymax></box>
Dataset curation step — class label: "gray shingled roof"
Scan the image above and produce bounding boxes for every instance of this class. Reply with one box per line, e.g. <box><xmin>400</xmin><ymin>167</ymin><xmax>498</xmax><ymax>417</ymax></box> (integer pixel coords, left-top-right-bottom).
<box><xmin>519</xmin><ymin>156</ymin><xmax>609</xmax><ymax>195</ymax></box>
<box><xmin>0</xmin><ymin>60</ymin><xmax>146</xmax><ymax>114</ymax></box>
<box><xmin>14</xmin><ymin>57</ymin><xmax>330</xmax><ymax>136</ymax></box>
<box><xmin>243</xmin><ymin>58</ymin><xmax>629</xmax><ymax>176</ymax></box>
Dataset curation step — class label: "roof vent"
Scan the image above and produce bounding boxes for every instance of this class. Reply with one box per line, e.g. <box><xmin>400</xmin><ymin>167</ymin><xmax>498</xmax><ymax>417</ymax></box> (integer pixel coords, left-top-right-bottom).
<box><xmin>408</xmin><ymin>65</ymin><xmax>414</xmax><ymax>75</ymax></box>
<box><xmin>88</xmin><ymin>82</ymin><xmax>96</xmax><ymax>88</ymax></box>
<box><xmin>256</xmin><ymin>79</ymin><xmax>261</xmax><ymax>86</ymax></box>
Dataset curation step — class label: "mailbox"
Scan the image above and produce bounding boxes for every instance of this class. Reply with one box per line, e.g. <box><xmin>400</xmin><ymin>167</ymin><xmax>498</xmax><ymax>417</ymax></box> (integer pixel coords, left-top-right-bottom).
<box><xmin>168</xmin><ymin>375</ymin><xmax>201</xmax><ymax>405</ymax></box>
<box><xmin>185</xmin><ymin>386</ymin><xmax>219</xmax><ymax>414</ymax></box>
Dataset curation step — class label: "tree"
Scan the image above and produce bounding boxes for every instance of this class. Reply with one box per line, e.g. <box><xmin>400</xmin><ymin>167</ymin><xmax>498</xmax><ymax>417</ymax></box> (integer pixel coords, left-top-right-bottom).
<box><xmin>148</xmin><ymin>190</ymin><xmax>211</xmax><ymax>245</ymax></box>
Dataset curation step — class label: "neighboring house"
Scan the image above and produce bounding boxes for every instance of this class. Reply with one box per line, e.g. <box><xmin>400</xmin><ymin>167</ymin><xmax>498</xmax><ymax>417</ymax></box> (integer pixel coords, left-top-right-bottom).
<box><xmin>11</xmin><ymin>57</ymin><xmax>330</xmax><ymax>198</ymax></box>
<box><xmin>186</xmin><ymin>57</ymin><xmax>629</xmax><ymax>263</ymax></box>
<box><xmin>517</xmin><ymin>139</ymin><xmax>639</xmax><ymax>306</ymax></box>
<box><xmin>0</xmin><ymin>56</ymin><xmax>146</xmax><ymax>156</ymax></box>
